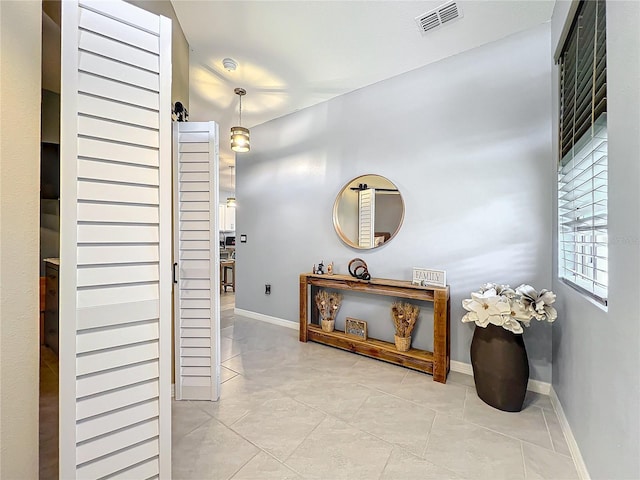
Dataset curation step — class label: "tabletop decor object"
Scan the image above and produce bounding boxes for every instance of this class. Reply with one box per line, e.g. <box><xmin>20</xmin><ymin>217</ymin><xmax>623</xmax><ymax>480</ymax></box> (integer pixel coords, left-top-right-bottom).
<box><xmin>345</xmin><ymin>317</ymin><xmax>367</xmax><ymax>340</ymax></box>
<box><xmin>462</xmin><ymin>283</ymin><xmax>558</xmax><ymax>412</ymax></box>
<box><xmin>348</xmin><ymin>258</ymin><xmax>371</xmax><ymax>280</ymax></box>
<box><xmin>315</xmin><ymin>289</ymin><xmax>342</xmax><ymax>332</ymax></box>
<box><xmin>391</xmin><ymin>302</ymin><xmax>420</xmax><ymax>352</ymax></box>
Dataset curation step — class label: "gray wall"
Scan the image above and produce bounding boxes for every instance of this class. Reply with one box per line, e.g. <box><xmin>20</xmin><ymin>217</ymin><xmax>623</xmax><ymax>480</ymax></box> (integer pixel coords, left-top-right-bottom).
<box><xmin>551</xmin><ymin>2</ymin><xmax>640</xmax><ymax>478</ymax></box>
<box><xmin>236</xmin><ymin>23</ymin><xmax>553</xmax><ymax>381</ymax></box>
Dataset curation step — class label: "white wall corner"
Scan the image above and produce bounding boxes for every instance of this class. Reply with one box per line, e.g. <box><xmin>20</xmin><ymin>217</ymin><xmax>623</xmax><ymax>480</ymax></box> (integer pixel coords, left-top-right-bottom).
<box><xmin>450</xmin><ymin>361</ymin><xmax>551</xmax><ymax>395</ymax></box>
<box><xmin>234</xmin><ymin>308</ymin><xmax>299</xmax><ymax>330</ymax></box>
<box><xmin>550</xmin><ymin>387</ymin><xmax>591</xmax><ymax>480</ymax></box>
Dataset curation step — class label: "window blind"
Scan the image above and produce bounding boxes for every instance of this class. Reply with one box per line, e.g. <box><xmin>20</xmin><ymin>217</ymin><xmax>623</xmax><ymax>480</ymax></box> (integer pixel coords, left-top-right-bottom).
<box><xmin>558</xmin><ymin>0</ymin><xmax>607</xmax><ymax>304</ymax></box>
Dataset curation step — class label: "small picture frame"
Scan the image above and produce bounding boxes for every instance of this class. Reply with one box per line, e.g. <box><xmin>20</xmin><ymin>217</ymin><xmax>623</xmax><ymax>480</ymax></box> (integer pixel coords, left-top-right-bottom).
<box><xmin>344</xmin><ymin>317</ymin><xmax>367</xmax><ymax>340</ymax></box>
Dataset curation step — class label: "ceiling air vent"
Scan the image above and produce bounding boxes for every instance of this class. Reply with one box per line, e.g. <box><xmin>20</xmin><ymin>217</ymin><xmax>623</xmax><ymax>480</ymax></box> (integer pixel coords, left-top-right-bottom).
<box><xmin>415</xmin><ymin>1</ymin><xmax>463</xmax><ymax>35</ymax></box>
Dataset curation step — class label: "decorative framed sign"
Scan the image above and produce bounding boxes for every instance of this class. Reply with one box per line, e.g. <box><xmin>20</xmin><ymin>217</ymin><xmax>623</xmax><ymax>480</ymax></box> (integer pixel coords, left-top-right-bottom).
<box><xmin>412</xmin><ymin>268</ymin><xmax>446</xmax><ymax>288</ymax></box>
<box><xmin>344</xmin><ymin>317</ymin><xmax>368</xmax><ymax>340</ymax></box>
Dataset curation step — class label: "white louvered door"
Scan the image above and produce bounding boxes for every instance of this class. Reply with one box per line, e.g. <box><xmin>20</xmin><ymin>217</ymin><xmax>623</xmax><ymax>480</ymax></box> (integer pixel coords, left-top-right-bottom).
<box><xmin>358</xmin><ymin>188</ymin><xmax>375</xmax><ymax>248</ymax></box>
<box><xmin>173</xmin><ymin>122</ymin><xmax>220</xmax><ymax>401</ymax></box>
<box><xmin>59</xmin><ymin>1</ymin><xmax>171</xmax><ymax>477</ymax></box>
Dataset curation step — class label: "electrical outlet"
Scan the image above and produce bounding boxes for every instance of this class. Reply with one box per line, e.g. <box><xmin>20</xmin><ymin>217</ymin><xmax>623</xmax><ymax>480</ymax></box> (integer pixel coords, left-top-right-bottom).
<box><xmin>265</xmin><ymin>284</ymin><xmax>271</xmax><ymax>295</ymax></box>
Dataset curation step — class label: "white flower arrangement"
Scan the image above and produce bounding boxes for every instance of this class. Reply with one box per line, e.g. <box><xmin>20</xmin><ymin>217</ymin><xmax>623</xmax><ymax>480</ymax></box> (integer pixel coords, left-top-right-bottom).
<box><xmin>462</xmin><ymin>283</ymin><xmax>558</xmax><ymax>334</ymax></box>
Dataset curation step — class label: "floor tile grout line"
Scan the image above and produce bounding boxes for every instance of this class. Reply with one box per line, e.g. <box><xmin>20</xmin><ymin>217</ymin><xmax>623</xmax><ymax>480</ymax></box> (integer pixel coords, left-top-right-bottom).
<box><xmin>223</xmin><ymin>388</ymin><xmax>332</xmax><ymax>465</ymax></box>
<box><xmin>205</xmin><ymin>412</ymin><xmax>299</xmax><ymax>472</ymax></box>
<box><xmin>288</xmin><ymin>394</ymin><xmax>351</xmax><ymax>425</ymax></box>
<box><xmin>462</xmin><ymin>385</ymin><xmax>470</xmax><ymax>421</ymax></box>
<box><xmin>251</xmin><ymin>446</ymin><xmax>307</xmax><ymax>479</ymax></box>
<box><xmin>278</xmin><ymin>390</ymin><xmax>404</xmax><ymax>467</ymax></box>
<box><xmin>521</xmin><ymin>440</ymin><xmax>529</xmax><ymax>479</ymax></box>
<box><xmin>420</xmin><ymin>410</ymin><xmax>437</xmax><ymax>459</ymax></box>
<box><xmin>176</xmin><ymin>411</ymin><xmax>216</xmax><ymax>439</ymax></box>
<box><xmin>349</xmin><ymin>385</ymin><xmax>374</xmax><ymax>418</ymax></box>
<box><xmin>188</xmin><ymin>398</ymin><xmax>218</xmax><ymax>420</ymax></box>
<box><xmin>281</xmin><ymin>411</ymin><xmax>328</xmax><ymax>464</ymax></box>
<box><xmin>227</xmin><ymin>449</ymin><xmax>262</xmax><ymax>480</ymax></box>
<box><xmin>376</xmin><ymin>446</ymin><xmax>395</xmax><ymax>480</ymax></box>
<box><xmin>454</xmin><ymin>408</ymin><xmax>559</xmax><ymax>455</ymax></box>
<box><xmin>539</xmin><ymin>408</ymin><xmax>573</xmax><ymax>459</ymax></box>
<box><xmin>358</xmin><ymin>381</ymin><xmax>462</xmax><ymax>415</ymax></box>
<box><xmin>228</xmin><ymin>408</ymin><xmax>253</xmax><ymax>428</ymax></box>
<box><xmin>341</xmin><ymin>386</ymin><xmax>436</xmax><ymax>459</ymax></box>
<box><xmin>541</xmin><ymin>407</ymin><xmax>558</xmax><ymax>455</ymax></box>
<box><xmin>214</xmin><ymin>400</ymin><xmax>316</xmax><ymax>480</ymax></box>
<box><xmin>342</xmin><ymin>413</ymin><xmax>411</xmax><ymax>455</ymax></box>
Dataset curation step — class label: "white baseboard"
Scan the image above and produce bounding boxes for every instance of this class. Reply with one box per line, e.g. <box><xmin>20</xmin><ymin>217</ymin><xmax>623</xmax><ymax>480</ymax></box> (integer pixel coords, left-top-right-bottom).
<box><xmin>527</xmin><ymin>378</ymin><xmax>551</xmax><ymax>395</ymax></box>
<box><xmin>550</xmin><ymin>387</ymin><xmax>590</xmax><ymax>480</ymax></box>
<box><xmin>234</xmin><ymin>308</ymin><xmax>299</xmax><ymax>330</ymax></box>
<box><xmin>450</xmin><ymin>360</ymin><xmax>551</xmax><ymax>395</ymax></box>
<box><xmin>450</xmin><ymin>360</ymin><xmax>473</xmax><ymax>376</ymax></box>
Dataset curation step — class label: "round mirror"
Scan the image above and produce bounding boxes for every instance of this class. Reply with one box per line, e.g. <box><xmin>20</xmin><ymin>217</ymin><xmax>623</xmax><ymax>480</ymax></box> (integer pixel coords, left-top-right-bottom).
<box><xmin>333</xmin><ymin>174</ymin><xmax>405</xmax><ymax>249</ymax></box>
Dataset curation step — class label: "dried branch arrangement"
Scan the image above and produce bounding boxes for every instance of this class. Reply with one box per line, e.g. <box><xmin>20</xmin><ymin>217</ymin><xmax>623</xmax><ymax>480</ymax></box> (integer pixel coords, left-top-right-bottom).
<box><xmin>315</xmin><ymin>290</ymin><xmax>343</xmax><ymax>321</ymax></box>
<box><xmin>391</xmin><ymin>302</ymin><xmax>420</xmax><ymax>338</ymax></box>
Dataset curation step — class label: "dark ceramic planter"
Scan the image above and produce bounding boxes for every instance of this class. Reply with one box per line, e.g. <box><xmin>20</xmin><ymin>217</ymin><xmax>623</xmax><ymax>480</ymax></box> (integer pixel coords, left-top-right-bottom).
<box><xmin>470</xmin><ymin>324</ymin><xmax>529</xmax><ymax>412</ymax></box>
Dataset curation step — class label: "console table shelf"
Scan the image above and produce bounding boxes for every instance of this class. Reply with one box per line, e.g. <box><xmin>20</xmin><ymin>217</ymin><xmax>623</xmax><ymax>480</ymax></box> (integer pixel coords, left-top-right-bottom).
<box><xmin>299</xmin><ymin>273</ymin><xmax>450</xmax><ymax>383</ymax></box>
<box><xmin>307</xmin><ymin>324</ymin><xmax>435</xmax><ymax>374</ymax></box>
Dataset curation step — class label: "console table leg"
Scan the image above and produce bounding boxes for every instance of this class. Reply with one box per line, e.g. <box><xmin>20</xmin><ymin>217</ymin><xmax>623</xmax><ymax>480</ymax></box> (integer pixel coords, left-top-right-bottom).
<box><xmin>299</xmin><ymin>276</ymin><xmax>308</xmax><ymax>342</ymax></box>
<box><xmin>433</xmin><ymin>290</ymin><xmax>449</xmax><ymax>383</ymax></box>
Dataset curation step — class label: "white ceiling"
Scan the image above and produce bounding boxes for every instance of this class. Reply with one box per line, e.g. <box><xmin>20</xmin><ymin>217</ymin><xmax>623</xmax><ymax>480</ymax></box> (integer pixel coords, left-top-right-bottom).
<box><xmin>171</xmin><ymin>0</ymin><xmax>554</xmax><ymax>190</ymax></box>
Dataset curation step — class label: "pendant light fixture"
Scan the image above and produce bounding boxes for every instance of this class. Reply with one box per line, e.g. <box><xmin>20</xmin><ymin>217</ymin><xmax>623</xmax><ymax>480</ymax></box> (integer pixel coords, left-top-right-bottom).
<box><xmin>226</xmin><ymin>165</ymin><xmax>236</xmax><ymax>207</ymax></box>
<box><xmin>230</xmin><ymin>87</ymin><xmax>250</xmax><ymax>153</ymax></box>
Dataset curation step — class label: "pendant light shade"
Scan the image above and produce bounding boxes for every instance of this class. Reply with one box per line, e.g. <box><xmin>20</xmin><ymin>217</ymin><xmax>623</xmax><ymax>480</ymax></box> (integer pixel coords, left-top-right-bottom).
<box><xmin>230</xmin><ymin>126</ymin><xmax>250</xmax><ymax>152</ymax></box>
<box><xmin>231</xmin><ymin>88</ymin><xmax>250</xmax><ymax>152</ymax></box>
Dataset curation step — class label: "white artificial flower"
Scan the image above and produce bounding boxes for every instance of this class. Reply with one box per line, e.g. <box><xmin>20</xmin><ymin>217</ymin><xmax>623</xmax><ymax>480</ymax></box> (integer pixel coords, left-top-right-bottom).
<box><xmin>461</xmin><ymin>311</ymin><xmax>479</xmax><ymax>324</ymax></box>
<box><xmin>502</xmin><ymin>316</ymin><xmax>524</xmax><ymax>334</ymax></box>
<box><xmin>510</xmin><ymin>301</ymin><xmax>531</xmax><ymax>322</ymax></box>
<box><xmin>462</xmin><ymin>289</ymin><xmax>511</xmax><ymax>327</ymax></box>
<box><xmin>544</xmin><ymin>306</ymin><xmax>558</xmax><ymax>322</ymax></box>
<box><xmin>462</xmin><ymin>283</ymin><xmax>558</xmax><ymax>333</ymax></box>
<box><xmin>539</xmin><ymin>289</ymin><xmax>557</xmax><ymax>305</ymax></box>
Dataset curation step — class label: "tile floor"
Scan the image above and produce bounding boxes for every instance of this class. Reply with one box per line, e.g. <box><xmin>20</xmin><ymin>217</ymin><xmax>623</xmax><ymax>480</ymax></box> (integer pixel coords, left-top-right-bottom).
<box><xmin>39</xmin><ymin>291</ymin><xmax>578</xmax><ymax>480</ymax></box>
<box><xmin>40</xmin><ymin>345</ymin><xmax>59</xmax><ymax>479</ymax></box>
<box><xmin>172</xmin><ymin>302</ymin><xmax>579</xmax><ymax>480</ymax></box>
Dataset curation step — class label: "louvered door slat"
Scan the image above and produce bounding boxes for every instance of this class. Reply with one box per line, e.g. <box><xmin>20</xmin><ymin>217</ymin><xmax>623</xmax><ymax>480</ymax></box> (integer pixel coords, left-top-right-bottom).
<box><xmin>76</xmin><ymin>380</ymin><xmax>159</xmax><ymax>420</ymax></box>
<box><xmin>76</xmin><ymin>419</ymin><xmax>159</xmax><ymax>465</ymax></box>
<box><xmin>59</xmin><ymin>1</ymin><xmax>171</xmax><ymax>477</ymax></box>
<box><xmin>358</xmin><ymin>189</ymin><xmax>375</xmax><ymax>248</ymax></box>
<box><xmin>78</xmin><ymin>137</ymin><xmax>159</xmax><ymax>166</ymax></box>
<box><xmin>173</xmin><ymin>121</ymin><xmax>220</xmax><ymax>401</ymax></box>
<box><xmin>76</xmin><ymin>399</ymin><xmax>159</xmax><ymax>442</ymax></box>
<box><xmin>78</xmin><ymin>92</ymin><xmax>159</xmax><ymax>128</ymax></box>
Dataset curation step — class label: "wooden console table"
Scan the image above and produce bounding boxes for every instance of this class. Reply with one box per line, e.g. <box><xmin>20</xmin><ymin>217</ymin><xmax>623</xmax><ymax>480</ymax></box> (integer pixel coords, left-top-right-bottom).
<box><xmin>299</xmin><ymin>273</ymin><xmax>450</xmax><ymax>383</ymax></box>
